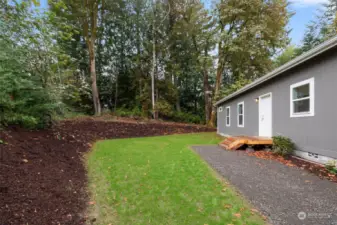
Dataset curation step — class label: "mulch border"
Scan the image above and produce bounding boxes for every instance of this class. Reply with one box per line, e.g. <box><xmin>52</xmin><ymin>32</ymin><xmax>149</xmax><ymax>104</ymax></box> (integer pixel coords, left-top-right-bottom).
<box><xmin>245</xmin><ymin>150</ymin><xmax>337</xmax><ymax>183</ymax></box>
<box><xmin>0</xmin><ymin>118</ymin><xmax>215</xmax><ymax>225</ymax></box>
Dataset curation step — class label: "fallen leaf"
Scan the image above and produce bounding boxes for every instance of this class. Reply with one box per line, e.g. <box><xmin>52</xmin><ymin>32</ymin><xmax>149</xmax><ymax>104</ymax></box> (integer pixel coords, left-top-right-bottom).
<box><xmin>251</xmin><ymin>208</ymin><xmax>259</xmax><ymax>213</ymax></box>
<box><xmin>224</xmin><ymin>204</ymin><xmax>232</xmax><ymax>209</ymax></box>
<box><xmin>234</xmin><ymin>213</ymin><xmax>241</xmax><ymax>218</ymax></box>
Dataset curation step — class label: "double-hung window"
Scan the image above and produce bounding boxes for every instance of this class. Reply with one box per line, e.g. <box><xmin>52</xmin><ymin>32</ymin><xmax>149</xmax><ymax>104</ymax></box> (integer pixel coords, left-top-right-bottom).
<box><xmin>237</xmin><ymin>102</ymin><xmax>244</xmax><ymax>127</ymax></box>
<box><xmin>290</xmin><ymin>77</ymin><xmax>314</xmax><ymax>117</ymax></box>
<box><xmin>225</xmin><ymin>106</ymin><xmax>230</xmax><ymax>127</ymax></box>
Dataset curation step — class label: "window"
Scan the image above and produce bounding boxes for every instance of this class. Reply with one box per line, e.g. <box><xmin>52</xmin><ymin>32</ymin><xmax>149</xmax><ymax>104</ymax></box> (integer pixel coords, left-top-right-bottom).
<box><xmin>218</xmin><ymin>106</ymin><xmax>223</xmax><ymax>112</ymax></box>
<box><xmin>237</xmin><ymin>102</ymin><xmax>244</xmax><ymax>127</ymax></box>
<box><xmin>226</xmin><ymin>106</ymin><xmax>230</xmax><ymax>126</ymax></box>
<box><xmin>290</xmin><ymin>78</ymin><xmax>314</xmax><ymax>117</ymax></box>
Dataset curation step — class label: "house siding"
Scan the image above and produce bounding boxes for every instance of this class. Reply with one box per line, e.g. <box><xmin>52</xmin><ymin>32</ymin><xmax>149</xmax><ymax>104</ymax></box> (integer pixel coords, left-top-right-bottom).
<box><xmin>217</xmin><ymin>48</ymin><xmax>337</xmax><ymax>159</ymax></box>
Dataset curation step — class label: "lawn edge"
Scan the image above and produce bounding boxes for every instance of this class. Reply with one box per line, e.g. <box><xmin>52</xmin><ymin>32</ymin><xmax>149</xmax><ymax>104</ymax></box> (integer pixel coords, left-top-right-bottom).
<box><xmin>84</xmin><ymin>141</ymin><xmax>119</xmax><ymax>225</ymax></box>
<box><xmin>189</xmin><ymin>145</ymin><xmax>270</xmax><ymax>225</ymax></box>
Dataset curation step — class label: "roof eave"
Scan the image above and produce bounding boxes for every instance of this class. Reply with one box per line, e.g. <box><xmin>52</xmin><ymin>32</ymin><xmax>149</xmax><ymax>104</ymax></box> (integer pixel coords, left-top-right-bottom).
<box><xmin>215</xmin><ymin>36</ymin><xmax>337</xmax><ymax>106</ymax></box>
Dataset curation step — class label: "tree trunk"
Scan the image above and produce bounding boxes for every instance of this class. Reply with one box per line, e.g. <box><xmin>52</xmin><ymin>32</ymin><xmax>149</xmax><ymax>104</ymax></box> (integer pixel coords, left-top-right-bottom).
<box><xmin>208</xmin><ymin>62</ymin><xmax>223</xmax><ymax>127</ymax></box>
<box><xmin>89</xmin><ymin>43</ymin><xmax>101</xmax><ymax>116</ymax></box>
<box><xmin>114</xmin><ymin>72</ymin><xmax>118</xmax><ymax>112</ymax></box>
<box><xmin>82</xmin><ymin>1</ymin><xmax>101</xmax><ymax>116</ymax></box>
<box><xmin>174</xmin><ymin>75</ymin><xmax>181</xmax><ymax>112</ymax></box>
<box><xmin>208</xmin><ymin>39</ymin><xmax>225</xmax><ymax>127</ymax></box>
<box><xmin>202</xmin><ymin>43</ymin><xmax>212</xmax><ymax>124</ymax></box>
<box><xmin>203</xmin><ymin>69</ymin><xmax>212</xmax><ymax>124</ymax></box>
<box><xmin>151</xmin><ymin>0</ymin><xmax>157</xmax><ymax>119</ymax></box>
<box><xmin>176</xmin><ymin>98</ymin><xmax>181</xmax><ymax>112</ymax></box>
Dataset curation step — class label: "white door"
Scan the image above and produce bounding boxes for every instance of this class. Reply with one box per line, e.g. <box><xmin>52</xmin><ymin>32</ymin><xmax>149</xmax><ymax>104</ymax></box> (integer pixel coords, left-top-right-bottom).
<box><xmin>259</xmin><ymin>93</ymin><xmax>272</xmax><ymax>137</ymax></box>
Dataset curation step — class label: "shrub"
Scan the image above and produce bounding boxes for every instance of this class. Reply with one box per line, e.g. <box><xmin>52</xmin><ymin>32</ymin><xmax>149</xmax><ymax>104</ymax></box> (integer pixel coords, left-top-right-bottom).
<box><xmin>171</xmin><ymin>112</ymin><xmax>203</xmax><ymax>124</ymax></box>
<box><xmin>0</xmin><ymin>38</ymin><xmax>59</xmax><ymax>129</ymax></box>
<box><xmin>272</xmin><ymin>136</ymin><xmax>295</xmax><ymax>156</ymax></box>
<box><xmin>115</xmin><ymin>107</ymin><xmax>142</xmax><ymax>118</ymax></box>
<box><xmin>155</xmin><ymin>100</ymin><xmax>173</xmax><ymax>117</ymax></box>
<box><xmin>325</xmin><ymin>160</ymin><xmax>337</xmax><ymax>175</ymax></box>
<box><xmin>0</xmin><ymin>71</ymin><xmax>58</xmax><ymax>129</ymax></box>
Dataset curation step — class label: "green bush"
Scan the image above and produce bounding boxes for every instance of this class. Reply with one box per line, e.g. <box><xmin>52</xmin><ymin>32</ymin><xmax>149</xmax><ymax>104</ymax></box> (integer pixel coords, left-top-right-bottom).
<box><xmin>171</xmin><ymin>112</ymin><xmax>203</xmax><ymax>124</ymax></box>
<box><xmin>0</xmin><ymin>67</ymin><xmax>58</xmax><ymax>129</ymax></box>
<box><xmin>155</xmin><ymin>100</ymin><xmax>174</xmax><ymax>117</ymax></box>
<box><xmin>325</xmin><ymin>160</ymin><xmax>337</xmax><ymax>175</ymax></box>
<box><xmin>272</xmin><ymin>136</ymin><xmax>295</xmax><ymax>156</ymax></box>
<box><xmin>115</xmin><ymin>107</ymin><xmax>142</xmax><ymax>118</ymax></box>
<box><xmin>0</xmin><ymin>37</ymin><xmax>59</xmax><ymax>129</ymax></box>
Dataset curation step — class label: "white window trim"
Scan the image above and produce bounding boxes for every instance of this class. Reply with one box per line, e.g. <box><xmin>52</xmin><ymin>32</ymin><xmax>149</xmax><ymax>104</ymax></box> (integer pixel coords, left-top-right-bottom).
<box><xmin>218</xmin><ymin>106</ymin><xmax>223</xmax><ymax>112</ymax></box>
<box><xmin>237</xmin><ymin>101</ymin><xmax>244</xmax><ymax>127</ymax></box>
<box><xmin>290</xmin><ymin>77</ymin><xmax>315</xmax><ymax>118</ymax></box>
<box><xmin>225</xmin><ymin>106</ymin><xmax>230</xmax><ymax>127</ymax></box>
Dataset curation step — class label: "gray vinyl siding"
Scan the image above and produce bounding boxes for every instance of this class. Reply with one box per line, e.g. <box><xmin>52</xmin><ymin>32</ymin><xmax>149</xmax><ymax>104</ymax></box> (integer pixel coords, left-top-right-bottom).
<box><xmin>217</xmin><ymin>48</ymin><xmax>337</xmax><ymax>159</ymax></box>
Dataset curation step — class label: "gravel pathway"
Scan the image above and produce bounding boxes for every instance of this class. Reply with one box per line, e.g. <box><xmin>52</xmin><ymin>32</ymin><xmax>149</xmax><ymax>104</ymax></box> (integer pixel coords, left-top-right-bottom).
<box><xmin>192</xmin><ymin>145</ymin><xmax>337</xmax><ymax>225</ymax></box>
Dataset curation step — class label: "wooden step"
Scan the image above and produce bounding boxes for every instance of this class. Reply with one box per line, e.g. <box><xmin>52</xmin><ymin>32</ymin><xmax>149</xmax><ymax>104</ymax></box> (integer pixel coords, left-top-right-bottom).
<box><xmin>219</xmin><ymin>136</ymin><xmax>273</xmax><ymax>151</ymax></box>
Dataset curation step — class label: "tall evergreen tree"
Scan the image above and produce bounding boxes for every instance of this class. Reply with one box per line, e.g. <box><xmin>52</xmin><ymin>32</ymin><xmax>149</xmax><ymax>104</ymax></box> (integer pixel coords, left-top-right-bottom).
<box><xmin>208</xmin><ymin>0</ymin><xmax>290</xmax><ymax>126</ymax></box>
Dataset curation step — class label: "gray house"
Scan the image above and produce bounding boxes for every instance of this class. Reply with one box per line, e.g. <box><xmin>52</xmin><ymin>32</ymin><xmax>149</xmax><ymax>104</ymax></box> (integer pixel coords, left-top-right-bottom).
<box><xmin>215</xmin><ymin>36</ymin><xmax>337</xmax><ymax>164</ymax></box>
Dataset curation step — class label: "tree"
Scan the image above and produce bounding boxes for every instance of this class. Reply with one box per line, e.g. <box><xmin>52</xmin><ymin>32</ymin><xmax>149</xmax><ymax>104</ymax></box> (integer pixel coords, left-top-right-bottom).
<box><xmin>273</xmin><ymin>45</ymin><xmax>300</xmax><ymax>67</ymax></box>
<box><xmin>0</xmin><ymin>0</ymin><xmax>295</xmax><ymax>127</ymax></box>
<box><xmin>298</xmin><ymin>0</ymin><xmax>337</xmax><ymax>55</ymax></box>
<box><xmin>0</xmin><ymin>1</ymin><xmax>67</xmax><ymax>128</ymax></box>
<box><xmin>49</xmin><ymin>0</ymin><xmax>102</xmax><ymax>115</ymax></box>
<box><xmin>81</xmin><ymin>0</ymin><xmax>102</xmax><ymax>115</ymax></box>
<box><xmin>165</xmin><ymin>0</ymin><xmax>216</xmax><ymax>123</ymax></box>
<box><xmin>151</xmin><ymin>0</ymin><xmax>157</xmax><ymax>118</ymax></box>
<box><xmin>208</xmin><ymin>0</ymin><xmax>290</xmax><ymax>127</ymax></box>
<box><xmin>298</xmin><ymin>23</ymin><xmax>322</xmax><ymax>54</ymax></box>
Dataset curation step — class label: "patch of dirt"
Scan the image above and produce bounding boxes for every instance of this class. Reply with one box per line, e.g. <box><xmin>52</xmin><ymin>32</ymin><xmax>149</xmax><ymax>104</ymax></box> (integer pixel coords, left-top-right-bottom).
<box><xmin>0</xmin><ymin>119</ymin><xmax>215</xmax><ymax>225</ymax></box>
<box><xmin>246</xmin><ymin>150</ymin><xmax>337</xmax><ymax>183</ymax></box>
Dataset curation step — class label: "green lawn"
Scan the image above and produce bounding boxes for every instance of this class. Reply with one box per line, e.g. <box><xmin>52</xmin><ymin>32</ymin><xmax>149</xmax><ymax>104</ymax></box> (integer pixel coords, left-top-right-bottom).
<box><xmin>86</xmin><ymin>133</ymin><xmax>265</xmax><ymax>225</ymax></box>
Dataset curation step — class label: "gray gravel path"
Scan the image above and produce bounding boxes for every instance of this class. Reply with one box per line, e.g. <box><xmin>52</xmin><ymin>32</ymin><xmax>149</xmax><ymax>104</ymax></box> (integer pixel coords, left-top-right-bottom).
<box><xmin>192</xmin><ymin>145</ymin><xmax>337</xmax><ymax>225</ymax></box>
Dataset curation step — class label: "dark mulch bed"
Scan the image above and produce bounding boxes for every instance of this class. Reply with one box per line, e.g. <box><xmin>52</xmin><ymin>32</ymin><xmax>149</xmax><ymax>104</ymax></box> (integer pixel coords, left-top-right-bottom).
<box><xmin>0</xmin><ymin>119</ymin><xmax>215</xmax><ymax>225</ymax></box>
<box><xmin>290</xmin><ymin>156</ymin><xmax>337</xmax><ymax>183</ymax></box>
<box><xmin>246</xmin><ymin>150</ymin><xmax>337</xmax><ymax>183</ymax></box>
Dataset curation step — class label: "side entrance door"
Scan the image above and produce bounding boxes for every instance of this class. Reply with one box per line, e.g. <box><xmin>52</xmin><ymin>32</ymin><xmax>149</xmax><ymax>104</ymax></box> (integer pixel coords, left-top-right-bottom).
<box><xmin>259</xmin><ymin>93</ymin><xmax>272</xmax><ymax>137</ymax></box>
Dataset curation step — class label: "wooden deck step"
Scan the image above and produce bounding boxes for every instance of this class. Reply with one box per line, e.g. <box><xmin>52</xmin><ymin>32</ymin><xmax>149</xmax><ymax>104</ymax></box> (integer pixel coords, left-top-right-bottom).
<box><xmin>219</xmin><ymin>136</ymin><xmax>273</xmax><ymax>150</ymax></box>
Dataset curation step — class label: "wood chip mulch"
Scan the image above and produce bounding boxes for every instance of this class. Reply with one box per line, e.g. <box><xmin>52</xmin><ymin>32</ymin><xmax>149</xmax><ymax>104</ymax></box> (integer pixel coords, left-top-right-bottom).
<box><xmin>247</xmin><ymin>151</ymin><xmax>337</xmax><ymax>183</ymax></box>
<box><xmin>0</xmin><ymin>119</ymin><xmax>215</xmax><ymax>225</ymax></box>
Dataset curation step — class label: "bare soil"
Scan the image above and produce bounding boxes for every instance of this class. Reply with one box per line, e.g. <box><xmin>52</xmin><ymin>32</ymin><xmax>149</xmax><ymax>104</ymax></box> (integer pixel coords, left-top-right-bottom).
<box><xmin>0</xmin><ymin>119</ymin><xmax>215</xmax><ymax>225</ymax></box>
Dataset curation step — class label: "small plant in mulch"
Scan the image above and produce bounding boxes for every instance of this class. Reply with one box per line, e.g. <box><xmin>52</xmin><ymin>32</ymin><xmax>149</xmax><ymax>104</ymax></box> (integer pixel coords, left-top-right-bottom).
<box><xmin>325</xmin><ymin>160</ymin><xmax>337</xmax><ymax>175</ymax></box>
<box><xmin>272</xmin><ymin>136</ymin><xmax>295</xmax><ymax>157</ymax></box>
<box><xmin>0</xmin><ymin>139</ymin><xmax>7</xmax><ymax>145</ymax></box>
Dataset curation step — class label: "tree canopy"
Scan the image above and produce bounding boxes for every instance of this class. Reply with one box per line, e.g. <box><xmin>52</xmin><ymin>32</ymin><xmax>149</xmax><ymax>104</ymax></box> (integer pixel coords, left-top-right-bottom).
<box><xmin>2</xmin><ymin>0</ymin><xmax>330</xmax><ymax>128</ymax></box>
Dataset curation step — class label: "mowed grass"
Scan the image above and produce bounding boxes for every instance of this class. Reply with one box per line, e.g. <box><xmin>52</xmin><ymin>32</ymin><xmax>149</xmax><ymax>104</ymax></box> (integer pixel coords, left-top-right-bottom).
<box><xmin>86</xmin><ymin>133</ymin><xmax>265</xmax><ymax>225</ymax></box>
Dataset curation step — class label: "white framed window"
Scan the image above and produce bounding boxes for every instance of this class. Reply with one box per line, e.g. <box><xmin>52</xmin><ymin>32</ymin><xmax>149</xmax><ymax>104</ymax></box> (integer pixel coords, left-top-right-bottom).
<box><xmin>225</xmin><ymin>106</ymin><xmax>230</xmax><ymax>127</ymax></box>
<box><xmin>237</xmin><ymin>102</ymin><xmax>244</xmax><ymax>127</ymax></box>
<box><xmin>290</xmin><ymin>77</ymin><xmax>314</xmax><ymax>117</ymax></box>
<box><xmin>218</xmin><ymin>106</ymin><xmax>223</xmax><ymax>112</ymax></box>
